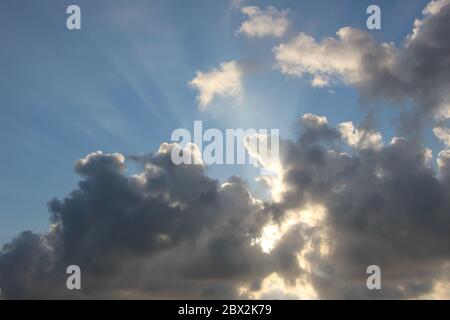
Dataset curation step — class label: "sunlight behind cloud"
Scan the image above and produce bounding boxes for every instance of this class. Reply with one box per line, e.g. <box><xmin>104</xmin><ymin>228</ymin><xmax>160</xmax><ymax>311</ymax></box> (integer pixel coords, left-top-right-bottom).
<box><xmin>253</xmin><ymin>204</ymin><xmax>327</xmax><ymax>254</ymax></box>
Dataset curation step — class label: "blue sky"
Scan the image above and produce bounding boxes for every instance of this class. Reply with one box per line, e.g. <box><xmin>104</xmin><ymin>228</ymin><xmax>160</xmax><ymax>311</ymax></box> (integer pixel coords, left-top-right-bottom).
<box><xmin>0</xmin><ymin>0</ymin><xmax>434</xmax><ymax>247</ymax></box>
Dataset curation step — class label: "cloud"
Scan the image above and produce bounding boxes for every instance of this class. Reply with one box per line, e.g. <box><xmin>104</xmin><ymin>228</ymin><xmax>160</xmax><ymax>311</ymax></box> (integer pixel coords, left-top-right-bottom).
<box><xmin>433</xmin><ymin>126</ymin><xmax>450</xmax><ymax>147</ymax></box>
<box><xmin>74</xmin><ymin>151</ymin><xmax>126</xmax><ymax>176</ymax></box>
<box><xmin>2</xmin><ymin>1</ymin><xmax>450</xmax><ymax>299</ymax></box>
<box><xmin>3</xmin><ymin>112</ymin><xmax>450</xmax><ymax>299</ymax></box>
<box><xmin>273</xmin><ymin>28</ymin><xmax>393</xmax><ymax>88</ymax></box>
<box><xmin>189</xmin><ymin>61</ymin><xmax>243</xmax><ymax>110</ymax></box>
<box><xmin>237</xmin><ymin>6</ymin><xmax>289</xmax><ymax>38</ymax></box>
<box><xmin>338</xmin><ymin>121</ymin><xmax>383</xmax><ymax>150</ymax></box>
<box><xmin>301</xmin><ymin>113</ymin><xmax>329</xmax><ymax>127</ymax></box>
<box><xmin>437</xmin><ymin>149</ymin><xmax>450</xmax><ymax>173</ymax></box>
<box><xmin>272</xmin><ymin>113</ymin><xmax>450</xmax><ymax>299</ymax></box>
<box><xmin>274</xmin><ymin>0</ymin><xmax>450</xmax><ymax>132</ymax></box>
<box><xmin>0</xmin><ymin>145</ymin><xmax>306</xmax><ymax>299</ymax></box>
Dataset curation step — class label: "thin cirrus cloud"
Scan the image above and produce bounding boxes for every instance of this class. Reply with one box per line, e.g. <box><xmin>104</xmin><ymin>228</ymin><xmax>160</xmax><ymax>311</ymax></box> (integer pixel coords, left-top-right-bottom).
<box><xmin>189</xmin><ymin>60</ymin><xmax>243</xmax><ymax>110</ymax></box>
<box><xmin>237</xmin><ymin>6</ymin><xmax>290</xmax><ymax>38</ymax></box>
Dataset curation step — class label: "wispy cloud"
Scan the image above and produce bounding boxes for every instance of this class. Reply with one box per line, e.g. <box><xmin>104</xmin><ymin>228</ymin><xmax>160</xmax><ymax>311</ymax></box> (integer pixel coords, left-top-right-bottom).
<box><xmin>237</xmin><ymin>6</ymin><xmax>289</xmax><ymax>38</ymax></box>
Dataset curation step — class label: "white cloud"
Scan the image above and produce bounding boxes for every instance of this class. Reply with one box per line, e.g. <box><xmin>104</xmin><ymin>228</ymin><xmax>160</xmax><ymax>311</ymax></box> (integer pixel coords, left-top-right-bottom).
<box><xmin>273</xmin><ymin>27</ymin><xmax>395</xmax><ymax>87</ymax></box>
<box><xmin>435</xmin><ymin>102</ymin><xmax>450</xmax><ymax>121</ymax></box>
<box><xmin>301</xmin><ymin>113</ymin><xmax>328</xmax><ymax>126</ymax></box>
<box><xmin>189</xmin><ymin>61</ymin><xmax>243</xmax><ymax>110</ymax></box>
<box><xmin>273</xmin><ymin>0</ymin><xmax>450</xmax><ymax>132</ymax></box>
<box><xmin>424</xmin><ymin>0</ymin><xmax>450</xmax><ymax>15</ymax></box>
<box><xmin>273</xmin><ymin>0</ymin><xmax>450</xmax><ymax>89</ymax></box>
<box><xmin>338</xmin><ymin>121</ymin><xmax>383</xmax><ymax>150</ymax></box>
<box><xmin>237</xmin><ymin>6</ymin><xmax>289</xmax><ymax>38</ymax></box>
<box><xmin>433</xmin><ymin>126</ymin><xmax>450</xmax><ymax>146</ymax></box>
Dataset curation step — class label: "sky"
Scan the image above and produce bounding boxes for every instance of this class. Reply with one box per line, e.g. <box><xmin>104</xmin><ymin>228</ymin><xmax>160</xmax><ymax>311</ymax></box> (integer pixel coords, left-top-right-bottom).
<box><xmin>1</xmin><ymin>0</ymin><xmax>450</xmax><ymax>299</ymax></box>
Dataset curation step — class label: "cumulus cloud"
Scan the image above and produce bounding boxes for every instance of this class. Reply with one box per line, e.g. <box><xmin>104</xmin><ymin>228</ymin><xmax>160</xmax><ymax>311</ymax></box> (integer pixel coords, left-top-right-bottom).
<box><xmin>189</xmin><ymin>61</ymin><xmax>243</xmax><ymax>110</ymax></box>
<box><xmin>301</xmin><ymin>113</ymin><xmax>329</xmax><ymax>127</ymax></box>
<box><xmin>0</xmin><ymin>145</ymin><xmax>305</xmax><ymax>299</ymax></box>
<box><xmin>274</xmin><ymin>0</ymin><xmax>450</xmax><ymax>132</ymax></box>
<box><xmin>272</xmin><ymin>114</ymin><xmax>450</xmax><ymax>299</ymax></box>
<box><xmin>2</xmin><ymin>112</ymin><xmax>450</xmax><ymax>299</ymax></box>
<box><xmin>273</xmin><ymin>27</ymin><xmax>394</xmax><ymax>87</ymax></box>
<box><xmin>237</xmin><ymin>6</ymin><xmax>289</xmax><ymax>38</ymax></box>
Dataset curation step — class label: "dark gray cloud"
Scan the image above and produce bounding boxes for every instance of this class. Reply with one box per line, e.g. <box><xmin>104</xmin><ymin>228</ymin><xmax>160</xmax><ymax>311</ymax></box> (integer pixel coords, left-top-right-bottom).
<box><xmin>274</xmin><ymin>114</ymin><xmax>450</xmax><ymax>299</ymax></box>
<box><xmin>2</xmin><ymin>114</ymin><xmax>450</xmax><ymax>299</ymax></box>
<box><xmin>0</xmin><ymin>147</ymin><xmax>302</xmax><ymax>299</ymax></box>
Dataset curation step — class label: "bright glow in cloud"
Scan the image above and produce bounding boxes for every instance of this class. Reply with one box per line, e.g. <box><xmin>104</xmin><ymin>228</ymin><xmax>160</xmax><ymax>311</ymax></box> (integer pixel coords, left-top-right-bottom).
<box><xmin>245</xmin><ymin>205</ymin><xmax>327</xmax><ymax>299</ymax></box>
<box><xmin>253</xmin><ymin>204</ymin><xmax>326</xmax><ymax>254</ymax></box>
<box><xmin>338</xmin><ymin>121</ymin><xmax>383</xmax><ymax>150</ymax></box>
<box><xmin>245</xmin><ymin>132</ymin><xmax>285</xmax><ymax>199</ymax></box>
<box><xmin>433</xmin><ymin>127</ymin><xmax>450</xmax><ymax>147</ymax></box>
